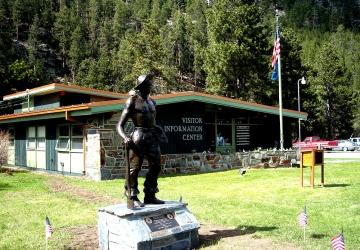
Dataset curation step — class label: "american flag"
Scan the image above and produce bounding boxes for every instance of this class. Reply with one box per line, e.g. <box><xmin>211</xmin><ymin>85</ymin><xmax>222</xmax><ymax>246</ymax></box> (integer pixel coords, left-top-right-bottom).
<box><xmin>331</xmin><ymin>233</ymin><xmax>345</xmax><ymax>250</ymax></box>
<box><xmin>271</xmin><ymin>25</ymin><xmax>280</xmax><ymax>81</ymax></box>
<box><xmin>45</xmin><ymin>216</ymin><xmax>53</xmax><ymax>239</ymax></box>
<box><xmin>298</xmin><ymin>206</ymin><xmax>308</xmax><ymax>228</ymax></box>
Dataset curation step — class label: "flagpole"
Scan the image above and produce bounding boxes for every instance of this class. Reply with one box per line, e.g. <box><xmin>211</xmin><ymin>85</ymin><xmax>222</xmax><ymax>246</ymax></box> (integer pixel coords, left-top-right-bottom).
<box><xmin>276</xmin><ymin>10</ymin><xmax>284</xmax><ymax>151</ymax></box>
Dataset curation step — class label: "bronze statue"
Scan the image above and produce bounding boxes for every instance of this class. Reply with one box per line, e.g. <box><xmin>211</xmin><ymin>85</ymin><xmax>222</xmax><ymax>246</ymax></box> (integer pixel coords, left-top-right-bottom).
<box><xmin>117</xmin><ymin>74</ymin><xmax>167</xmax><ymax>208</ymax></box>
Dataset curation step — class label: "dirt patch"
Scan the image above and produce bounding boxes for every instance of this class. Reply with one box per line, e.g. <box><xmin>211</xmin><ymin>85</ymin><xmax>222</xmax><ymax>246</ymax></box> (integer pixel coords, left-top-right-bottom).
<box><xmin>63</xmin><ymin>223</ymin><xmax>300</xmax><ymax>250</ymax></box>
<box><xmin>64</xmin><ymin>226</ymin><xmax>98</xmax><ymax>250</ymax></box>
<box><xmin>47</xmin><ymin>176</ymin><xmax>121</xmax><ymax>204</ymax></box>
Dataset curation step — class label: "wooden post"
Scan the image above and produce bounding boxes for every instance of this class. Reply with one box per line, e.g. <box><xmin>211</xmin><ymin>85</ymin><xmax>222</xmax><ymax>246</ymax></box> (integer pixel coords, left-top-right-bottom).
<box><xmin>321</xmin><ymin>163</ymin><xmax>324</xmax><ymax>187</ymax></box>
<box><xmin>300</xmin><ymin>152</ymin><xmax>304</xmax><ymax>187</ymax></box>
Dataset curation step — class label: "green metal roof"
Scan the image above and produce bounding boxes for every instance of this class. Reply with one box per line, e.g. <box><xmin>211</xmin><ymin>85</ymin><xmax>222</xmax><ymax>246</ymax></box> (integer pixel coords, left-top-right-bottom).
<box><xmin>72</xmin><ymin>92</ymin><xmax>307</xmax><ymax>120</ymax></box>
<box><xmin>0</xmin><ymin>91</ymin><xmax>307</xmax><ymax>124</ymax></box>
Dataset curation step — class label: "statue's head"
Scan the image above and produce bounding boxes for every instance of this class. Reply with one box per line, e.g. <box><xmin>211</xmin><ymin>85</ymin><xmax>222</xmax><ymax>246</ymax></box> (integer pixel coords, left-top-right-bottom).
<box><xmin>135</xmin><ymin>73</ymin><xmax>154</xmax><ymax>91</ymax></box>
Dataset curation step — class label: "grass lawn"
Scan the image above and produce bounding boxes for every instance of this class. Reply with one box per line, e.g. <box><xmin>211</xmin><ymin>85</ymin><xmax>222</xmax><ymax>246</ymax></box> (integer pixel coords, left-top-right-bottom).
<box><xmin>1</xmin><ymin>161</ymin><xmax>360</xmax><ymax>249</ymax></box>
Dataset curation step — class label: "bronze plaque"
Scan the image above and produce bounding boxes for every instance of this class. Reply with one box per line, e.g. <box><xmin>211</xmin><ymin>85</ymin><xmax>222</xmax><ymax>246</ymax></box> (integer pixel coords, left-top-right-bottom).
<box><xmin>144</xmin><ymin>213</ymin><xmax>179</xmax><ymax>232</ymax></box>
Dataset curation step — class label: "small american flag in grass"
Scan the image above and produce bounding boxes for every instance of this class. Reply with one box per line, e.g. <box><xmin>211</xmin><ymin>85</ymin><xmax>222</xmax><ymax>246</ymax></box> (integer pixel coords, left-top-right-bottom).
<box><xmin>298</xmin><ymin>206</ymin><xmax>308</xmax><ymax>228</ymax></box>
<box><xmin>45</xmin><ymin>216</ymin><xmax>53</xmax><ymax>239</ymax></box>
<box><xmin>331</xmin><ymin>233</ymin><xmax>345</xmax><ymax>250</ymax></box>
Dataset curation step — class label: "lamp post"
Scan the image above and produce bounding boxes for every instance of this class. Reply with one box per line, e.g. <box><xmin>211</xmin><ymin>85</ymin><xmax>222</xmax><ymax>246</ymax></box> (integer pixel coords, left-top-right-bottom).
<box><xmin>297</xmin><ymin>77</ymin><xmax>306</xmax><ymax>146</ymax></box>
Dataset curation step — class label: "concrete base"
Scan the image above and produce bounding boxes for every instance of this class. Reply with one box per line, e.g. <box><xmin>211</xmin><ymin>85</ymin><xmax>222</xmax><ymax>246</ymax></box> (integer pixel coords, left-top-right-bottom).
<box><xmin>98</xmin><ymin>201</ymin><xmax>200</xmax><ymax>250</ymax></box>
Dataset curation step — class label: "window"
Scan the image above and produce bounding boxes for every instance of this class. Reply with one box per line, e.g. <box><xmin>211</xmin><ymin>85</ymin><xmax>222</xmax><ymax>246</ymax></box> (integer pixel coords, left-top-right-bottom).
<box><xmin>217</xmin><ymin>125</ymin><xmax>232</xmax><ymax>146</ymax></box>
<box><xmin>56</xmin><ymin>125</ymin><xmax>70</xmax><ymax>150</ymax></box>
<box><xmin>37</xmin><ymin>126</ymin><xmax>46</xmax><ymax>149</ymax></box>
<box><xmin>57</xmin><ymin>138</ymin><xmax>69</xmax><ymax>149</ymax></box>
<box><xmin>56</xmin><ymin>125</ymin><xmax>83</xmax><ymax>151</ymax></box>
<box><xmin>72</xmin><ymin>125</ymin><xmax>83</xmax><ymax>137</ymax></box>
<box><xmin>27</xmin><ymin>126</ymin><xmax>47</xmax><ymax>149</ymax></box>
<box><xmin>71</xmin><ymin>138</ymin><xmax>83</xmax><ymax>150</ymax></box>
<box><xmin>59</xmin><ymin>125</ymin><xmax>69</xmax><ymax>137</ymax></box>
<box><xmin>27</xmin><ymin>127</ymin><xmax>36</xmax><ymax>149</ymax></box>
<box><xmin>71</xmin><ymin>125</ymin><xmax>83</xmax><ymax>152</ymax></box>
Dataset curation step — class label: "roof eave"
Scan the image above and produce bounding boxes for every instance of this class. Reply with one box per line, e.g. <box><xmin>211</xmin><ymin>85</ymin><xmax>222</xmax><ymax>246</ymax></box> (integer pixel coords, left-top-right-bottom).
<box><xmin>3</xmin><ymin>83</ymin><xmax>127</xmax><ymax>100</ymax></box>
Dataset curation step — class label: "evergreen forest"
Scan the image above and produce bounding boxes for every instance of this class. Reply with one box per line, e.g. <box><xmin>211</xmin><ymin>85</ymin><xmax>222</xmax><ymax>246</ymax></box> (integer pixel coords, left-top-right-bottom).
<box><xmin>1</xmin><ymin>0</ymin><xmax>360</xmax><ymax>139</ymax></box>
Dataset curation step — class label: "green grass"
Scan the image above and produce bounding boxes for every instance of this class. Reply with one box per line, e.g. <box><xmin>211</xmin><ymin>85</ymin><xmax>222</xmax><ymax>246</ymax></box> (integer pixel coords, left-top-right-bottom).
<box><xmin>1</xmin><ymin>162</ymin><xmax>360</xmax><ymax>249</ymax></box>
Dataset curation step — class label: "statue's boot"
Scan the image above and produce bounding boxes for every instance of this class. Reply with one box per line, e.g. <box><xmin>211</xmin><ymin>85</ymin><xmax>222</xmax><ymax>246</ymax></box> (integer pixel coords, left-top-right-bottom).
<box><xmin>132</xmin><ymin>196</ymin><xmax>144</xmax><ymax>207</ymax></box>
<box><xmin>144</xmin><ymin>194</ymin><xmax>165</xmax><ymax>204</ymax></box>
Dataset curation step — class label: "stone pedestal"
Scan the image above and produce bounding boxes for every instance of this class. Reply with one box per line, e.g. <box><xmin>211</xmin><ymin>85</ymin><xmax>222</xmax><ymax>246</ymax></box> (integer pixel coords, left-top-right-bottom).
<box><xmin>98</xmin><ymin>201</ymin><xmax>200</xmax><ymax>250</ymax></box>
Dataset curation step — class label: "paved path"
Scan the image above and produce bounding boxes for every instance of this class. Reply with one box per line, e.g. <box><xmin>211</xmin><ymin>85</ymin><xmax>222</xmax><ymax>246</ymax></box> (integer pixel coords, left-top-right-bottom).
<box><xmin>324</xmin><ymin>151</ymin><xmax>360</xmax><ymax>160</ymax></box>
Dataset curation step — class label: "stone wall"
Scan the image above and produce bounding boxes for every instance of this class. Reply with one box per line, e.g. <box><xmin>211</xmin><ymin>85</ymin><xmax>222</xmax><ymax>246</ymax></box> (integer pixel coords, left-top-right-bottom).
<box><xmin>160</xmin><ymin>149</ymin><xmax>299</xmax><ymax>174</ymax></box>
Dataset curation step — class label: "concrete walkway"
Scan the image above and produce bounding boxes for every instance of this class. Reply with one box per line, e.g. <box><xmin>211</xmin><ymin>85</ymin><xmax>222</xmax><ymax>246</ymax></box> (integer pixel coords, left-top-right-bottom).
<box><xmin>324</xmin><ymin>151</ymin><xmax>360</xmax><ymax>162</ymax></box>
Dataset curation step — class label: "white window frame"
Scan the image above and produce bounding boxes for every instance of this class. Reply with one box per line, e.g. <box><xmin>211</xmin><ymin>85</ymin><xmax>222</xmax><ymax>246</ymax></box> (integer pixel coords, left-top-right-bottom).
<box><xmin>27</xmin><ymin>126</ymin><xmax>47</xmax><ymax>150</ymax></box>
<box><xmin>70</xmin><ymin>125</ymin><xmax>83</xmax><ymax>152</ymax></box>
<box><xmin>55</xmin><ymin>124</ymin><xmax>83</xmax><ymax>152</ymax></box>
<box><xmin>56</xmin><ymin>125</ymin><xmax>70</xmax><ymax>151</ymax></box>
<box><xmin>36</xmin><ymin>126</ymin><xmax>46</xmax><ymax>149</ymax></box>
<box><xmin>27</xmin><ymin>126</ymin><xmax>36</xmax><ymax>149</ymax></box>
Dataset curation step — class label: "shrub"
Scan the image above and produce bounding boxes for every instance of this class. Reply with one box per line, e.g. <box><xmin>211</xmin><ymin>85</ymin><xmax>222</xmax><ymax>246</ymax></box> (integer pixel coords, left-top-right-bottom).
<box><xmin>0</xmin><ymin>130</ymin><xmax>9</xmax><ymax>166</ymax></box>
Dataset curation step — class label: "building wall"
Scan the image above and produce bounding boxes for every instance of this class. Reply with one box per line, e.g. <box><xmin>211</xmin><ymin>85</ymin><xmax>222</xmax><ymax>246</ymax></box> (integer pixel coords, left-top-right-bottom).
<box><xmin>7</xmin><ymin>148</ymin><xmax>15</xmax><ymax>165</ymax></box>
<box><xmin>157</xmin><ymin>103</ymin><xmax>206</xmax><ymax>154</ymax></box>
<box><xmin>156</xmin><ymin>103</ymin><xmax>290</xmax><ymax>154</ymax></box>
<box><xmin>4</xmin><ymin>100</ymin><xmax>299</xmax><ymax>180</ymax></box>
<box><xmin>54</xmin><ymin>123</ymin><xmax>84</xmax><ymax>174</ymax></box>
<box><xmin>6</xmin><ymin>128</ymin><xmax>15</xmax><ymax>165</ymax></box>
<box><xmin>9</xmin><ymin>122</ymin><xmax>85</xmax><ymax>174</ymax></box>
<box><xmin>34</xmin><ymin>93</ymin><xmax>60</xmax><ymax>111</ymax></box>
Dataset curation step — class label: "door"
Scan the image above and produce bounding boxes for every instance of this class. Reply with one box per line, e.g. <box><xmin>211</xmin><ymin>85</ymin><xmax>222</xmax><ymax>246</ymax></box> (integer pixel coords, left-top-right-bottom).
<box><xmin>46</xmin><ymin>125</ymin><xmax>57</xmax><ymax>171</ymax></box>
<box><xmin>15</xmin><ymin>126</ymin><xmax>26</xmax><ymax>167</ymax></box>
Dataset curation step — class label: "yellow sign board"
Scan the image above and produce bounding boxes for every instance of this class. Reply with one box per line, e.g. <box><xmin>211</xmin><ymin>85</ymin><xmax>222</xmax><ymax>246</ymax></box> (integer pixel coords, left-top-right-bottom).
<box><xmin>300</xmin><ymin>149</ymin><xmax>324</xmax><ymax>188</ymax></box>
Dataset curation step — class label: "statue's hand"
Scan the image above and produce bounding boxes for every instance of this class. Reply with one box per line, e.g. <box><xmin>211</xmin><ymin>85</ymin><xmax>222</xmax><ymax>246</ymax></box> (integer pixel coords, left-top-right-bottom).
<box><xmin>124</xmin><ymin>137</ymin><xmax>138</xmax><ymax>152</ymax></box>
<box><xmin>124</xmin><ymin>136</ymin><xmax>132</xmax><ymax>146</ymax></box>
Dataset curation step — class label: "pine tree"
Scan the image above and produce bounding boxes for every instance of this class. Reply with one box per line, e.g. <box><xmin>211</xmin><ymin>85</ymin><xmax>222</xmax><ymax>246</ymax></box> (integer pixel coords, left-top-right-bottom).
<box><xmin>69</xmin><ymin>23</ymin><xmax>88</xmax><ymax>81</ymax></box>
<box><xmin>115</xmin><ymin>20</ymin><xmax>176</xmax><ymax>92</ymax></box>
<box><xmin>96</xmin><ymin>21</ymin><xmax>114</xmax><ymax>90</ymax></box>
<box><xmin>159</xmin><ymin>0</ymin><xmax>173</xmax><ymax>25</ymax></box>
<box><xmin>304</xmin><ymin>41</ymin><xmax>353</xmax><ymax>139</ymax></box>
<box><xmin>186</xmin><ymin>0</ymin><xmax>208</xmax><ymax>87</ymax></box>
<box><xmin>169</xmin><ymin>10</ymin><xmax>193</xmax><ymax>81</ymax></box>
<box><xmin>0</xmin><ymin>0</ymin><xmax>13</xmax><ymax>95</ymax></box>
<box><xmin>151</xmin><ymin>0</ymin><xmax>162</xmax><ymax>26</ymax></box>
<box><xmin>39</xmin><ymin>0</ymin><xmax>55</xmax><ymax>31</ymax></box>
<box><xmin>112</xmin><ymin>35</ymin><xmax>136</xmax><ymax>92</ymax></box>
<box><xmin>112</xmin><ymin>0</ymin><xmax>129</xmax><ymax>45</ymax></box>
<box><xmin>278</xmin><ymin>28</ymin><xmax>304</xmax><ymax>110</ymax></box>
<box><xmin>28</xmin><ymin>15</ymin><xmax>46</xmax><ymax>83</ymax></box>
<box><xmin>204</xmin><ymin>0</ymin><xmax>269</xmax><ymax>101</ymax></box>
<box><xmin>131</xmin><ymin>0</ymin><xmax>151</xmax><ymax>31</ymax></box>
<box><xmin>53</xmin><ymin>2</ymin><xmax>73</xmax><ymax>69</ymax></box>
<box><xmin>88</xmin><ymin>0</ymin><xmax>102</xmax><ymax>57</ymax></box>
<box><xmin>12</xmin><ymin>0</ymin><xmax>24</xmax><ymax>40</ymax></box>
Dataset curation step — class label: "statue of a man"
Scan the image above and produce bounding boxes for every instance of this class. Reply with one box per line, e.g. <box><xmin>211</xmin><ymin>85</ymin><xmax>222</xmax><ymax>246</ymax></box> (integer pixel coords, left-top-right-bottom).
<box><xmin>117</xmin><ymin>74</ymin><xmax>166</xmax><ymax>207</ymax></box>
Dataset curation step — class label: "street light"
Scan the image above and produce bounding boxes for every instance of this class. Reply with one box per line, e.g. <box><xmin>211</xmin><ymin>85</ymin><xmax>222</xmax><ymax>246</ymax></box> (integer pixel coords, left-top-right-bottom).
<box><xmin>297</xmin><ymin>77</ymin><xmax>306</xmax><ymax>145</ymax></box>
